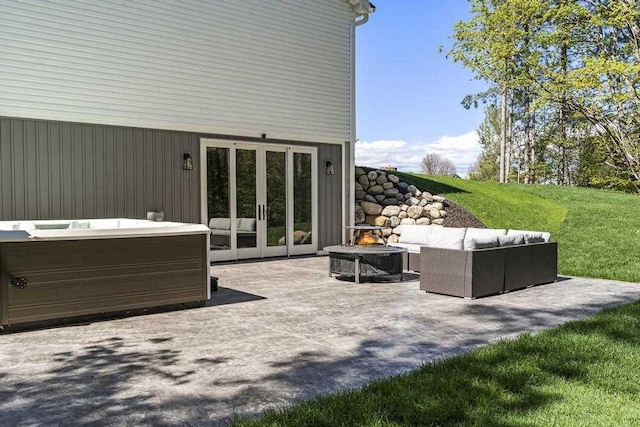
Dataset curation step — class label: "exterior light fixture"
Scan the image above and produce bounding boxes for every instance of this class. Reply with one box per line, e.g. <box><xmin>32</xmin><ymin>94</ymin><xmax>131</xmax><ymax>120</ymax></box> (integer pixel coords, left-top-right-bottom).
<box><xmin>182</xmin><ymin>152</ymin><xmax>193</xmax><ymax>171</ymax></box>
<box><xmin>325</xmin><ymin>160</ymin><xmax>335</xmax><ymax>175</ymax></box>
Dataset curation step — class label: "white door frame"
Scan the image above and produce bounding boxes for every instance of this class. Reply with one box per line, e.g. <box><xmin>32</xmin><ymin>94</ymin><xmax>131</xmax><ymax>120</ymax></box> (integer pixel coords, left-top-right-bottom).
<box><xmin>201</xmin><ymin>138</ymin><xmax>318</xmax><ymax>261</ymax></box>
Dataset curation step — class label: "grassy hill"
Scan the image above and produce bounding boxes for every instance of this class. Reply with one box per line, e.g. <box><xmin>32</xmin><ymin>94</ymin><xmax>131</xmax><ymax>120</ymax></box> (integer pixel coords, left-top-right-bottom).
<box><xmin>397</xmin><ymin>173</ymin><xmax>640</xmax><ymax>283</ymax></box>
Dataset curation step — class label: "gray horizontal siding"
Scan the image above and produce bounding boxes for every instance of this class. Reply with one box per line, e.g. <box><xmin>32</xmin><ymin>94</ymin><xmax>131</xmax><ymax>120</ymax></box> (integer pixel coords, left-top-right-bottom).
<box><xmin>0</xmin><ymin>116</ymin><xmax>343</xmax><ymax>248</ymax></box>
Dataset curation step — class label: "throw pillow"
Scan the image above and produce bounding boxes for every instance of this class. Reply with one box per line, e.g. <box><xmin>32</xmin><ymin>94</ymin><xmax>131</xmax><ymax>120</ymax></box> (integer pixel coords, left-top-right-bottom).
<box><xmin>467</xmin><ymin>237</ymin><xmax>499</xmax><ymax>250</ymax></box>
<box><xmin>464</xmin><ymin>228</ymin><xmax>507</xmax><ymax>250</ymax></box>
<box><xmin>498</xmin><ymin>234</ymin><xmax>525</xmax><ymax>247</ymax></box>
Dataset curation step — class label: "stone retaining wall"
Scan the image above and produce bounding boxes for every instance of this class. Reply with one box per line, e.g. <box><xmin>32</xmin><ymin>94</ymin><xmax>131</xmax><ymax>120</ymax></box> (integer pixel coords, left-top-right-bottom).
<box><xmin>355</xmin><ymin>167</ymin><xmax>449</xmax><ymax>243</ymax></box>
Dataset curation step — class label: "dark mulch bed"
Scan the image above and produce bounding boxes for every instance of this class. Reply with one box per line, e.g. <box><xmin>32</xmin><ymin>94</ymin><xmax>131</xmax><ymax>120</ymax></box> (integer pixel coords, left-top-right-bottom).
<box><xmin>440</xmin><ymin>199</ymin><xmax>486</xmax><ymax>229</ymax></box>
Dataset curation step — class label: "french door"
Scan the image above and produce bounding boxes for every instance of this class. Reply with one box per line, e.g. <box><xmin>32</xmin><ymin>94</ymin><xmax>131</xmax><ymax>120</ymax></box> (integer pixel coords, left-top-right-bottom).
<box><xmin>201</xmin><ymin>140</ymin><xmax>317</xmax><ymax>261</ymax></box>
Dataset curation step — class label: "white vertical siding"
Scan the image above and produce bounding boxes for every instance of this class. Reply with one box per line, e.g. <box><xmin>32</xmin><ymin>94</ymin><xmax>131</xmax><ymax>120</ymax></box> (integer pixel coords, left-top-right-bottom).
<box><xmin>0</xmin><ymin>0</ymin><xmax>355</xmax><ymax>144</ymax></box>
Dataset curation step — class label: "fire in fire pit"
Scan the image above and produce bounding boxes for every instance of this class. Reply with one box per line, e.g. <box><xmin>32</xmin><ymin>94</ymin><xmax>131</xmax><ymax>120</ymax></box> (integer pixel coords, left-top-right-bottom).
<box><xmin>346</xmin><ymin>226</ymin><xmax>389</xmax><ymax>246</ymax></box>
<box><xmin>355</xmin><ymin>231</ymin><xmax>385</xmax><ymax>246</ymax></box>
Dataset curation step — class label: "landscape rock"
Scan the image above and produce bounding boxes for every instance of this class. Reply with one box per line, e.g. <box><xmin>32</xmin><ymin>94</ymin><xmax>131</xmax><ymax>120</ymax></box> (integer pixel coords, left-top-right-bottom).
<box><xmin>375</xmin><ymin>195</ymin><xmax>386</xmax><ymax>202</ymax></box>
<box><xmin>416</xmin><ymin>217</ymin><xmax>431</xmax><ymax>225</ymax></box>
<box><xmin>355</xmin><ymin>182</ymin><xmax>364</xmax><ymax>191</ymax></box>
<box><xmin>384</xmin><ymin>188</ymin><xmax>400</xmax><ymax>197</ymax></box>
<box><xmin>376</xmin><ymin>175</ymin><xmax>388</xmax><ymax>185</ymax></box>
<box><xmin>401</xmin><ymin>204</ymin><xmax>409</xmax><ymax>211</ymax></box>
<box><xmin>367</xmin><ymin>171</ymin><xmax>378</xmax><ymax>180</ymax></box>
<box><xmin>432</xmin><ymin>195</ymin><xmax>446</xmax><ymax>203</ymax></box>
<box><xmin>400</xmin><ymin>218</ymin><xmax>416</xmax><ymax>225</ymax></box>
<box><xmin>366</xmin><ymin>215</ymin><xmax>390</xmax><ymax>227</ymax></box>
<box><xmin>422</xmin><ymin>192</ymin><xmax>433</xmax><ymax>199</ymax></box>
<box><xmin>382</xmin><ymin>198</ymin><xmax>398</xmax><ymax>206</ymax></box>
<box><xmin>409</xmin><ymin>197</ymin><xmax>420</xmax><ymax>206</ymax></box>
<box><xmin>397</xmin><ymin>182</ymin><xmax>409</xmax><ymax>191</ymax></box>
<box><xmin>389</xmin><ymin>216</ymin><xmax>401</xmax><ymax>227</ymax></box>
<box><xmin>415</xmin><ymin>189</ymin><xmax>422</xmax><ymax>197</ymax></box>
<box><xmin>368</xmin><ymin>185</ymin><xmax>384</xmax><ymax>195</ymax></box>
<box><xmin>365</xmin><ymin>195</ymin><xmax>377</xmax><ymax>203</ymax></box>
<box><xmin>355</xmin><ymin>190</ymin><xmax>367</xmax><ymax>200</ymax></box>
<box><xmin>439</xmin><ymin>210</ymin><xmax>447</xmax><ymax>218</ymax></box>
<box><xmin>387</xmin><ymin>174</ymin><xmax>400</xmax><ymax>183</ymax></box>
<box><xmin>407</xmin><ymin>185</ymin><xmax>417</xmax><ymax>194</ymax></box>
<box><xmin>392</xmin><ymin>225</ymin><xmax>403</xmax><ymax>235</ymax></box>
<box><xmin>387</xmin><ymin>234</ymin><xmax>399</xmax><ymax>244</ymax></box>
<box><xmin>429</xmin><ymin>209</ymin><xmax>441</xmax><ymax>219</ymax></box>
<box><xmin>398</xmin><ymin>211</ymin><xmax>408</xmax><ymax>219</ymax></box>
<box><xmin>381</xmin><ymin>205</ymin><xmax>402</xmax><ymax>217</ymax></box>
<box><xmin>395</xmin><ymin>193</ymin><xmax>405</xmax><ymax>201</ymax></box>
<box><xmin>431</xmin><ymin>202</ymin><xmax>444</xmax><ymax>210</ymax></box>
<box><xmin>432</xmin><ymin>219</ymin><xmax>445</xmax><ymax>225</ymax></box>
<box><xmin>404</xmin><ymin>193</ymin><xmax>412</xmax><ymax>200</ymax></box>
<box><xmin>355</xmin><ymin>167</ymin><xmax>366</xmax><ymax>177</ymax></box>
<box><xmin>407</xmin><ymin>205</ymin><xmax>423</xmax><ymax>219</ymax></box>
<box><xmin>383</xmin><ymin>182</ymin><xmax>394</xmax><ymax>190</ymax></box>
<box><xmin>360</xmin><ymin>201</ymin><xmax>383</xmax><ymax>215</ymax></box>
<box><xmin>358</xmin><ymin>175</ymin><xmax>370</xmax><ymax>190</ymax></box>
<box><xmin>354</xmin><ymin>205</ymin><xmax>365</xmax><ymax>224</ymax></box>
<box><xmin>418</xmin><ymin>198</ymin><xmax>428</xmax><ymax>207</ymax></box>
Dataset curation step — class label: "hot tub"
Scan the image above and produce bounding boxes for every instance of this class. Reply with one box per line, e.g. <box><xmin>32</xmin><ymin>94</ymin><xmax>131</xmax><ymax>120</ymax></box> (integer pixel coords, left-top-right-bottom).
<box><xmin>0</xmin><ymin>219</ymin><xmax>210</xmax><ymax>328</ymax></box>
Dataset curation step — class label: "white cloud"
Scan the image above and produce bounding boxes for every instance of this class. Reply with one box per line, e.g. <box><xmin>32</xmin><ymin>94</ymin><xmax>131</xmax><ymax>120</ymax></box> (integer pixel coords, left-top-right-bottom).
<box><xmin>355</xmin><ymin>131</ymin><xmax>481</xmax><ymax>176</ymax></box>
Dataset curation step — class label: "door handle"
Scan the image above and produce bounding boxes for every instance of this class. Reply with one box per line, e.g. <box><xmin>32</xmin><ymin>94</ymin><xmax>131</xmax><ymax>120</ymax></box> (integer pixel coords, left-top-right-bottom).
<box><xmin>263</xmin><ymin>205</ymin><xmax>267</xmax><ymax>221</ymax></box>
<box><xmin>258</xmin><ymin>204</ymin><xmax>262</xmax><ymax>221</ymax></box>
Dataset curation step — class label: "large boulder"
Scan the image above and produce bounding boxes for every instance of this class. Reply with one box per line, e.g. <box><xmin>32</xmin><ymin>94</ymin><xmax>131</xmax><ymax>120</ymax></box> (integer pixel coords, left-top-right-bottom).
<box><xmin>407</xmin><ymin>185</ymin><xmax>417</xmax><ymax>194</ymax></box>
<box><xmin>354</xmin><ymin>205</ymin><xmax>366</xmax><ymax>224</ymax></box>
<box><xmin>375</xmin><ymin>195</ymin><xmax>386</xmax><ymax>202</ymax></box>
<box><xmin>395</xmin><ymin>193</ymin><xmax>405</xmax><ymax>201</ymax></box>
<box><xmin>382</xmin><ymin>182</ymin><xmax>394</xmax><ymax>190</ymax></box>
<box><xmin>432</xmin><ymin>195</ymin><xmax>446</xmax><ymax>202</ymax></box>
<box><xmin>376</xmin><ymin>175</ymin><xmax>388</xmax><ymax>185</ymax></box>
<box><xmin>397</xmin><ymin>182</ymin><xmax>409</xmax><ymax>191</ymax></box>
<box><xmin>398</xmin><ymin>211</ymin><xmax>408</xmax><ymax>219</ymax></box>
<box><xmin>381</xmin><ymin>205</ymin><xmax>402</xmax><ymax>217</ymax></box>
<box><xmin>367</xmin><ymin>171</ymin><xmax>378</xmax><ymax>180</ymax></box>
<box><xmin>431</xmin><ymin>202</ymin><xmax>445</xmax><ymax>210</ymax></box>
<box><xmin>387</xmin><ymin>234</ymin><xmax>399</xmax><ymax>244</ymax></box>
<box><xmin>407</xmin><ymin>205</ymin><xmax>423</xmax><ymax>219</ymax></box>
<box><xmin>382</xmin><ymin>198</ymin><xmax>399</xmax><ymax>206</ymax></box>
<box><xmin>361</xmin><ymin>201</ymin><xmax>383</xmax><ymax>215</ymax></box>
<box><xmin>384</xmin><ymin>188</ymin><xmax>400</xmax><ymax>197</ymax></box>
<box><xmin>439</xmin><ymin>210</ymin><xmax>447</xmax><ymax>218</ymax></box>
<box><xmin>366</xmin><ymin>215</ymin><xmax>390</xmax><ymax>227</ymax></box>
<box><xmin>355</xmin><ymin>167</ymin><xmax>366</xmax><ymax>177</ymax></box>
<box><xmin>368</xmin><ymin>185</ymin><xmax>384</xmax><ymax>195</ymax></box>
<box><xmin>365</xmin><ymin>195</ymin><xmax>377</xmax><ymax>203</ymax></box>
<box><xmin>355</xmin><ymin>182</ymin><xmax>363</xmax><ymax>191</ymax></box>
<box><xmin>429</xmin><ymin>209</ymin><xmax>441</xmax><ymax>219</ymax></box>
<box><xmin>387</xmin><ymin>174</ymin><xmax>400</xmax><ymax>184</ymax></box>
<box><xmin>355</xmin><ymin>190</ymin><xmax>367</xmax><ymax>200</ymax></box>
<box><xmin>400</xmin><ymin>218</ymin><xmax>416</xmax><ymax>225</ymax></box>
<box><xmin>358</xmin><ymin>174</ymin><xmax>370</xmax><ymax>190</ymax></box>
<box><xmin>389</xmin><ymin>216</ymin><xmax>401</xmax><ymax>227</ymax></box>
<box><xmin>392</xmin><ymin>225</ymin><xmax>403</xmax><ymax>235</ymax></box>
<box><xmin>417</xmin><ymin>217</ymin><xmax>431</xmax><ymax>225</ymax></box>
<box><xmin>409</xmin><ymin>197</ymin><xmax>420</xmax><ymax>206</ymax></box>
<box><xmin>432</xmin><ymin>218</ymin><xmax>445</xmax><ymax>225</ymax></box>
<box><xmin>418</xmin><ymin>198</ymin><xmax>428</xmax><ymax>207</ymax></box>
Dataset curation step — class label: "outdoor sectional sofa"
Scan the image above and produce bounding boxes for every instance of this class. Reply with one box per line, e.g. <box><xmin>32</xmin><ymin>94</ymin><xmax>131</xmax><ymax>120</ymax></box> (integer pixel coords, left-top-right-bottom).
<box><xmin>391</xmin><ymin>225</ymin><xmax>557</xmax><ymax>299</ymax></box>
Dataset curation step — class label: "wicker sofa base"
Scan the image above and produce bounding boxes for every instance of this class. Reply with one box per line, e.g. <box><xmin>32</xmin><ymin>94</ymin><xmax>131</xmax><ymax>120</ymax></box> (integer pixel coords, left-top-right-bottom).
<box><xmin>419</xmin><ymin>242</ymin><xmax>558</xmax><ymax>299</ymax></box>
<box><xmin>403</xmin><ymin>251</ymin><xmax>421</xmax><ymax>273</ymax></box>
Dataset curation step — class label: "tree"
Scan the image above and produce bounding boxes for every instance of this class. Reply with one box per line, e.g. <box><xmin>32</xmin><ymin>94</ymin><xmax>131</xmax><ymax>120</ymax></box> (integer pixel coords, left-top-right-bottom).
<box><xmin>420</xmin><ymin>153</ymin><xmax>457</xmax><ymax>176</ymax></box>
<box><xmin>469</xmin><ymin>105</ymin><xmax>501</xmax><ymax>181</ymax></box>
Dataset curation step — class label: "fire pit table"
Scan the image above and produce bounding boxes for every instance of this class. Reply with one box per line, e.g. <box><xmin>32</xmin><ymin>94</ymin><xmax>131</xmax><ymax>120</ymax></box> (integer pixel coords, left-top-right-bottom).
<box><xmin>324</xmin><ymin>245</ymin><xmax>407</xmax><ymax>284</ymax></box>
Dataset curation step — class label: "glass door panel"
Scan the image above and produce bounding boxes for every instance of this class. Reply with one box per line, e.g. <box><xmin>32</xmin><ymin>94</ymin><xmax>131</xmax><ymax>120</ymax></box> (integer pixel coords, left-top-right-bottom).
<box><xmin>206</xmin><ymin>147</ymin><xmax>231</xmax><ymax>257</ymax></box>
<box><xmin>235</xmin><ymin>149</ymin><xmax>258</xmax><ymax>252</ymax></box>
<box><xmin>264</xmin><ymin>149</ymin><xmax>288</xmax><ymax>257</ymax></box>
<box><xmin>292</xmin><ymin>152</ymin><xmax>313</xmax><ymax>246</ymax></box>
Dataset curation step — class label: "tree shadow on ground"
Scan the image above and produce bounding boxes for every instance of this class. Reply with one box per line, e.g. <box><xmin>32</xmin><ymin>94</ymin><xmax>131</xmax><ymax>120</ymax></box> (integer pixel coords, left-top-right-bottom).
<box><xmin>0</xmin><ymin>288</ymin><xmax>637</xmax><ymax>426</ymax></box>
<box><xmin>395</xmin><ymin>172</ymin><xmax>470</xmax><ymax>195</ymax></box>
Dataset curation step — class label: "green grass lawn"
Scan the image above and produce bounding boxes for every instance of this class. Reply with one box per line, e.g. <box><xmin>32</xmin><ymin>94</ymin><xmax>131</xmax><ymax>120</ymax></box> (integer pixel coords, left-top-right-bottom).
<box><xmin>234</xmin><ymin>302</ymin><xmax>640</xmax><ymax>426</ymax></box>
<box><xmin>396</xmin><ymin>174</ymin><xmax>640</xmax><ymax>283</ymax></box>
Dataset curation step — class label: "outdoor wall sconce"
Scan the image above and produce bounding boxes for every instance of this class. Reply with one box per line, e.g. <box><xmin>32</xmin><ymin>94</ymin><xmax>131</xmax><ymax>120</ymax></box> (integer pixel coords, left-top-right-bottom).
<box><xmin>325</xmin><ymin>160</ymin><xmax>335</xmax><ymax>175</ymax></box>
<box><xmin>182</xmin><ymin>152</ymin><xmax>193</xmax><ymax>171</ymax></box>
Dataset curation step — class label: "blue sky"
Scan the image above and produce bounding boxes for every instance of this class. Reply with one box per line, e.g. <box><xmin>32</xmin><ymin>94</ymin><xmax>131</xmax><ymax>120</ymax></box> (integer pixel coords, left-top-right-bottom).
<box><xmin>354</xmin><ymin>0</ymin><xmax>488</xmax><ymax>174</ymax></box>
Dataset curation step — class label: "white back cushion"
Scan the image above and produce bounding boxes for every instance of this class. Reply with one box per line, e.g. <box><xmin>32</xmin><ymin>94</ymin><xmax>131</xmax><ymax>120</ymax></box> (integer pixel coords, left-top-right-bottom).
<box><xmin>237</xmin><ymin>218</ymin><xmax>257</xmax><ymax>232</ymax></box>
<box><xmin>426</xmin><ymin>227</ymin><xmax>467</xmax><ymax>250</ymax></box>
<box><xmin>399</xmin><ymin>225</ymin><xmax>433</xmax><ymax>245</ymax></box>
<box><xmin>464</xmin><ymin>228</ymin><xmax>507</xmax><ymax>250</ymax></box>
<box><xmin>209</xmin><ymin>218</ymin><xmax>231</xmax><ymax>230</ymax></box>
<box><xmin>507</xmin><ymin>229</ymin><xmax>551</xmax><ymax>243</ymax></box>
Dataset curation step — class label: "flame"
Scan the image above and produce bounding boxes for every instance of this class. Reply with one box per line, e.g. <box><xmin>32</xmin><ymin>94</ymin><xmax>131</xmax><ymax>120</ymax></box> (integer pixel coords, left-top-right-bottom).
<box><xmin>356</xmin><ymin>232</ymin><xmax>383</xmax><ymax>246</ymax></box>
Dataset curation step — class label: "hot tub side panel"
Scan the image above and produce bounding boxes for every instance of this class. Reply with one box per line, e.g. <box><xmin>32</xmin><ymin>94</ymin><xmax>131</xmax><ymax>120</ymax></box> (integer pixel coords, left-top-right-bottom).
<box><xmin>0</xmin><ymin>234</ymin><xmax>208</xmax><ymax>326</ymax></box>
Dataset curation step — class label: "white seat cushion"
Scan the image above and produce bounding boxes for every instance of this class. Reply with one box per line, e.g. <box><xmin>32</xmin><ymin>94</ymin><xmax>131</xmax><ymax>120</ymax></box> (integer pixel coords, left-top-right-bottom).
<box><xmin>507</xmin><ymin>229</ymin><xmax>551</xmax><ymax>243</ymax></box>
<box><xmin>464</xmin><ymin>228</ymin><xmax>507</xmax><ymax>250</ymax></box>
<box><xmin>426</xmin><ymin>227</ymin><xmax>467</xmax><ymax>250</ymax></box>
<box><xmin>389</xmin><ymin>242</ymin><xmax>422</xmax><ymax>253</ymax></box>
<box><xmin>398</xmin><ymin>225</ymin><xmax>433</xmax><ymax>245</ymax></box>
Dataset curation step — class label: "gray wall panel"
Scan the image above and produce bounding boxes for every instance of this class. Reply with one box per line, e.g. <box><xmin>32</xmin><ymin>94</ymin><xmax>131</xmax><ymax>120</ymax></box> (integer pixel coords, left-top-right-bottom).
<box><xmin>0</xmin><ymin>116</ymin><xmax>343</xmax><ymax>248</ymax></box>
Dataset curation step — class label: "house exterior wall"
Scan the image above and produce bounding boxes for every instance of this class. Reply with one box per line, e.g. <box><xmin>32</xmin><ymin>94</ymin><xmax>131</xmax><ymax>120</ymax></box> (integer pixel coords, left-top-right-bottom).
<box><xmin>0</xmin><ymin>0</ymin><xmax>354</xmax><ymax>144</ymax></box>
<box><xmin>0</xmin><ymin>116</ymin><xmax>344</xmax><ymax>249</ymax></box>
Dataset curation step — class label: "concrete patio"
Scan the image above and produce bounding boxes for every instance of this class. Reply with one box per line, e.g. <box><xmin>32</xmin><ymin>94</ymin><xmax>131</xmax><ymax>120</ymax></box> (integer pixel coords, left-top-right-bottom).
<box><xmin>1</xmin><ymin>256</ymin><xmax>639</xmax><ymax>426</ymax></box>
